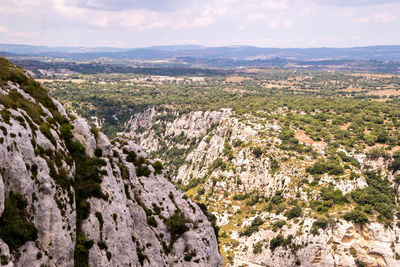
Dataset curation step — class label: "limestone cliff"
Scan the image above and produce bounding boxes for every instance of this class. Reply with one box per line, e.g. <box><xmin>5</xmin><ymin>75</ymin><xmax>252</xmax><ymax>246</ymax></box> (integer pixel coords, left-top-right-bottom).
<box><xmin>125</xmin><ymin>108</ymin><xmax>400</xmax><ymax>267</ymax></box>
<box><xmin>0</xmin><ymin>57</ymin><xmax>222</xmax><ymax>266</ymax></box>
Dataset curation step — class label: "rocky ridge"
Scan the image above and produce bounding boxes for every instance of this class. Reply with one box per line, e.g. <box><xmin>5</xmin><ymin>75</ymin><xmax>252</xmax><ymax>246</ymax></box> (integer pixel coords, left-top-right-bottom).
<box><xmin>0</xmin><ymin>57</ymin><xmax>222</xmax><ymax>266</ymax></box>
<box><xmin>124</xmin><ymin>108</ymin><xmax>400</xmax><ymax>267</ymax></box>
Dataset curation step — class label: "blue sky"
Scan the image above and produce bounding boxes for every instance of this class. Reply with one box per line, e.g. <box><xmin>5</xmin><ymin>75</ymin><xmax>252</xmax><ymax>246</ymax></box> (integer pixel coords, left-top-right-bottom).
<box><xmin>0</xmin><ymin>0</ymin><xmax>399</xmax><ymax>48</ymax></box>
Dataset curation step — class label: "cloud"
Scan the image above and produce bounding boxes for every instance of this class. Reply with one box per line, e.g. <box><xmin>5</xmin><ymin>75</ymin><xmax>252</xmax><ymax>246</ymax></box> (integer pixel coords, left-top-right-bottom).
<box><xmin>259</xmin><ymin>0</ymin><xmax>290</xmax><ymax>10</ymax></box>
<box><xmin>0</xmin><ymin>0</ymin><xmax>400</xmax><ymax>47</ymax></box>
<box><xmin>312</xmin><ymin>0</ymin><xmax>399</xmax><ymax>7</ymax></box>
<box><xmin>356</xmin><ymin>12</ymin><xmax>398</xmax><ymax>24</ymax></box>
<box><xmin>247</xmin><ymin>13</ymin><xmax>268</xmax><ymax>21</ymax></box>
<box><xmin>373</xmin><ymin>11</ymin><xmax>397</xmax><ymax>23</ymax></box>
<box><xmin>246</xmin><ymin>12</ymin><xmax>294</xmax><ymax>28</ymax></box>
<box><xmin>66</xmin><ymin>0</ymin><xmax>195</xmax><ymax>12</ymax></box>
<box><xmin>356</xmin><ymin>17</ymin><xmax>370</xmax><ymax>23</ymax></box>
<box><xmin>0</xmin><ymin>25</ymin><xmax>38</xmax><ymax>38</ymax></box>
<box><xmin>0</xmin><ymin>0</ymin><xmax>216</xmax><ymax>30</ymax></box>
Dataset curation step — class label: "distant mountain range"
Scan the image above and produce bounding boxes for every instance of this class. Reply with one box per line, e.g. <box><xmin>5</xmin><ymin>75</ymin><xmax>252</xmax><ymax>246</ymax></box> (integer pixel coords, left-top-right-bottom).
<box><xmin>1</xmin><ymin>44</ymin><xmax>400</xmax><ymax>61</ymax></box>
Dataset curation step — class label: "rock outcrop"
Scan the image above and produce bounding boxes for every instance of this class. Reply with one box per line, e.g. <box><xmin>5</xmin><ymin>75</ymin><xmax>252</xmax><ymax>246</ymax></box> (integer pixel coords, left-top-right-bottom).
<box><xmin>125</xmin><ymin>107</ymin><xmax>400</xmax><ymax>267</ymax></box>
<box><xmin>0</xmin><ymin>58</ymin><xmax>222</xmax><ymax>266</ymax></box>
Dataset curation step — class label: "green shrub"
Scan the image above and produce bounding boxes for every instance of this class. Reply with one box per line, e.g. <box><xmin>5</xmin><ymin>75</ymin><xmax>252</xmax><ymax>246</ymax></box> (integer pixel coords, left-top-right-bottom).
<box><xmin>246</xmin><ymin>195</ymin><xmax>261</xmax><ymax>206</ymax></box>
<box><xmin>181</xmin><ymin>177</ymin><xmax>204</xmax><ymax>192</ymax></box>
<box><xmin>253</xmin><ymin>241</ymin><xmax>263</xmax><ymax>254</ymax></box>
<box><xmin>197</xmin><ymin>188</ymin><xmax>205</xmax><ymax>195</ymax></box>
<box><xmin>270</xmin><ymin>157</ymin><xmax>279</xmax><ymax>173</ymax></box>
<box><xmin>164</xmin><ymin>209</ymin><xmax>189</xmax><ymax>245</ymax></box>
<box><xmin>284</xmin><ymin>206</ymin><xmax>303</xmax><ymax>219</ymax></box>
<box><xmin>211</xmin><ymin>158</ymin><xmax>224</xmax><ymax>170</ymax></box>
<box><xmin>311</xmin><ymin>218</ymin><xmax>329</xmax><ymax>235</ymax></box>
<box><xmin>270</xmin><ymin>234</ymin><xmax>293</xmax><ymax>252</ymax></box>
<box><xmin>136</xmin><ymin>244</ymin><xmax>148</xmax><ymax>266</ymax></box>
<box><xmin>320</xmin><ymin>187</ymin><xmax>347</xmax><ymax>205</ymax></box>
<box><xmin>90</xmin><ymin>126</ymin><xmax>99</xmax><ymax>138</ymax></box>
<box><xmin>271</xmin><ymin>190</ymin><xmax>284</xmax><ymax>205</ymax></box>
<box><xmin>279</xmin><ymin>128</ymin><xmax>295</xmax><ymax>141</ymax></box>
<box><xmin>153</xmin><ymin>161</ymin><xmax>163</xmax><ymax>174</ymax></box>
<box><xmin>184</xmin><ymin>250</ymin><xmax>196</xmax><ymax>261</ymax></box>
<box><xmin>125</xmin><ymin>150</ymin><xmax>137</xmax><ymax>163</ymax></box>
<box><xmin>349</xmin><ymin>170</ymin><xmax>395</xmax><ymax>221</ymax></box>
<box><xmin>0</xmin><ymin>109</ymin><xmax>11</xmax><ymax>124</ymax></box>
<box><xmin>239</xmin><ymin>225</ymin><xmax>260</xmax><ymax>237</ymax></box>
<box><xmin>147</xmin><ymin>216</ymin><xmax>158</xmax><ymax>228</ymax></box>
<box><xmin>136</xmin><ymin>164</ymin><xmax>151</xmax><ymax>177</ymax></box>
<box><xmin>60</xmin><ymin>123</ymin><xmax>74</xmax><ymax>143</ymax></box>
<box><xmin>343</xmin><ymin>209</ymin><xmax>369</xmax><ymax>224</ymax></box>
<box><xmin>232</xmin><ymin>139</ymin><xmax>243</xmax><ymax>147</ymax></box>
<box><xmin>270</xmin><ymin>234</ymin><xmax>284</xmax><ymax>252</ymax></box>
<box><xmin>74</xmin><ymin>235</ymin><xmax>94</xmax><ymax>267</ymax></box>
<box><xmin>232</xmin><ymin>193</ymin><xmax>250</xmax><ymax>201</ymax></box>
<box><xmin>95</xmin><ymin>212</ymin><xmax>104</xmax><ymax>231</ymax></box>
<box><xmin>0</xmin><ymin>192</ymin><xmax>38</xmax><ymax>251</ymax></box>
<box><xmin>272</xmin><ymin>220</ymin><xmax>286</xmax><ymax>232</ymax></box>
<box><xmin>240</xmin><ymin>217</ymin><xmax>264</xmax><ymax>237</ymax></box>
<box><xmin>368</xmin><ymin>148</ymin><xmax>389</xmax><ymax>160</ymax></box>
<box><xmin>355</xmin><ymin>259</ymin><xmax>366</xmax><ymax>267</ymax></box>
<box><xmin>252</xmin><ymin>147</ymin><xmax>263</xmax><ymax>158</ymax></box>
<box><xmin>306</xmin><ymin>159</ymin><xmax>344</xmax><ymax>175</ymax></box>
<box><xmin>40</xmin><ymin>122</ymin><xmax>56</xmax><ymax>146</ymax></box>
<box><xmin>0</xmin><ymin>255</ymin><xmax>8</xmax><ymax>265</ymax></box>
<box><xmin>94</xmin><ymin>148</ymin><xmax>103</xmax><ymax>157</ymax></box>
<box><xmin>106</xmin><ymin>251</ymin><xmax>112</xmax><ymax>261</ymax></box>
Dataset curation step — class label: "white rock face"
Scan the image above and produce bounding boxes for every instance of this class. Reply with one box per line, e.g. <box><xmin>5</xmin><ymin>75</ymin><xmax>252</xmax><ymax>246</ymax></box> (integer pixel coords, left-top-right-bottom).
<box><xmin>0</xmin><ymin>84</ymin><xmax>75</xmax><ymax>266</ymax></box>
<box><xmin>230</xmin><ymin>218</ymin><xmax>400</xmax><ymax>267</ymax></box>
<box><xmin>0</xmin><ymin>77</ymin><xmax>222</xmax><ymax>266</ymax></box>
<box><xmin>126</xmin><ymin>108</ymin><xmax>400</xmax><ymax>267</ymax></box>
<box><xmin>76</xmin><ymin>119</ymin><xmax>222</xmax><ymax>267</ymax></box>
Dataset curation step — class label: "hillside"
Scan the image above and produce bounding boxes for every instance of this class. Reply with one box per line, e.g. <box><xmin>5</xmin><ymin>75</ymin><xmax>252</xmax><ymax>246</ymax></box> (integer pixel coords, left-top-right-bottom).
<box><xmin>34</xmin><ymin>67</ymin><xmax>400</xmax><ymax>266</ymax></box>
<box><xmin>0</xmin><ymin>57</ymin><xmax>221</xmax><ymax>266</ymax></box>
<box><xmin>125</xmin><ymin>107</ymin><xmax>400</xmax><ymax>266</ymax></box>
<box><xmin>9</xmin><ymin>56</ymin><xmax>400</xmax><ymax>266</ymax></box>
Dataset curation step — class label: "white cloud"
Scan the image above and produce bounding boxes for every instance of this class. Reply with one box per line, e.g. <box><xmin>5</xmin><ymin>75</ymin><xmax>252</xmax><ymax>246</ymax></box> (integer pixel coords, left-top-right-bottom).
<box><xmin>312</xmin><ymin>0</ymin><xmax>399</xmax><ymax>7</ymax></box>
<box><xmin>0</xmin><ymin>0</ymin><xmax>218</xmax><ymax>30</ymax></box>
<box><xmin>259</xmin><ymin>0</ymin><xmax>290</xmax><ymax>10</ymax></box>
<box><xmin>373</xmin><ymin>11</ymin><xmax>397</xmax><ymax>23</ymax></box>
<box><xmin>0</xmin><ymin>0</ymin><xmax>400</xmax><ymax>47</ymax></box>
<box><xmin>356</xmin><ymin>17</ymin><xmax>370</xmax><ymax>23</ymax></box>
<box><xmin>299</xmin><ymin>7</ymin><xmax>314</xmax><ymax>16</ymax></box>
<box><xmin>247</xmin><ymin>13</ymin><xmax>268</xmax><ymax>21</ymax></box>
<box><xmin>0</xmin><ymin>25</ymin><xmax>39</xmax><ymax>38</ymax></box>
<box><xmin>246</xmin><ymin>12</ymin><xmax>293</xmax><ymax>28</ymax></box>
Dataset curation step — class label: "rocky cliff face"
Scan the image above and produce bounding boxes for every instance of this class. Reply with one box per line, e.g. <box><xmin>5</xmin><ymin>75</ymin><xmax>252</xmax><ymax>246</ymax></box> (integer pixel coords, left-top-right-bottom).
<box><xmin>0</xmin><ymin>58</ymin><xmax>221</xmax><ymax>266</ymax></box>
<box><xmin>125</xmin><ymin>108</ymin><xmax>400</xmax><ymax>267</ymax></box>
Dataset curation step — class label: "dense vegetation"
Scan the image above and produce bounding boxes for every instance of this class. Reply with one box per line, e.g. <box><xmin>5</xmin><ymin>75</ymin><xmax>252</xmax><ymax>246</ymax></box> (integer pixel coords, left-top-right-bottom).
<box><xmin>0</xmin><ymin>192</ymin><xmax>38</xmax><ymax>251</ymax></box>
<box><xmin>45</xmin><ymin>69</ymin><xmax>400</xmax><ymax>149</ymax></box>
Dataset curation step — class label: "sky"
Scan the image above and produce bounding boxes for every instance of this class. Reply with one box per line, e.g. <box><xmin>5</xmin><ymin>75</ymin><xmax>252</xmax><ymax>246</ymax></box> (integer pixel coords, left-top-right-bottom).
<box><xmin>0</xmin><ymin>0</ymin><xmax>399</xmax><ymax>48</ymax></box>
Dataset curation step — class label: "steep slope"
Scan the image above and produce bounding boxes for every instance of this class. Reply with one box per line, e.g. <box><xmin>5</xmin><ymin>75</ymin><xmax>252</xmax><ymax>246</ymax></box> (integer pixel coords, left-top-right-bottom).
<box><xmin>0</xmin><ymin>57</ymin><xmax>222</xmax><ymax>266</ymax></box>
<box><xmin>125</xmin><ymin>108</ymin><xmax>400</xmax><ymax>267</ymax></box>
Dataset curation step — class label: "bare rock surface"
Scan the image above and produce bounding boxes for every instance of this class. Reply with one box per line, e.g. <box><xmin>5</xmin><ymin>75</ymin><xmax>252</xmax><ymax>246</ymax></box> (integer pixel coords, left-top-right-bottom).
<box><xmin>0</xmin><ymin>61</ymin><xmax>222</xmax><ymax>266</ymax></box>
